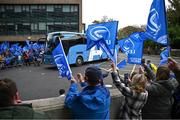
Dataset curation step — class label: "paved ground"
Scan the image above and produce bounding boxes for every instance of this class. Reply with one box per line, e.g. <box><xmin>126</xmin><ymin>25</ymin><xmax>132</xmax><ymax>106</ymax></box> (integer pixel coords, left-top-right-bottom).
<box><xmin>0</xmin><ymin>54</ymin><xmax>180</xmax><ymax>101</ymax></box>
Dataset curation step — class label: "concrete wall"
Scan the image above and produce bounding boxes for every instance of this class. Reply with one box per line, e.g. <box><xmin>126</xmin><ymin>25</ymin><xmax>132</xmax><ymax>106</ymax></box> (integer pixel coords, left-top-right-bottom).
<box><xmin>24</xmin><ymin>88</ymin><xmax>124</xmax><ymax>119</ymax></box>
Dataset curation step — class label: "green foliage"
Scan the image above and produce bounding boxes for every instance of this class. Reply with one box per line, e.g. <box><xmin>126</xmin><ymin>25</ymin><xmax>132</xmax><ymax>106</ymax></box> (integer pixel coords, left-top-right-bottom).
<box><xmin>117</xmin><ymin>26</ymin><xmax>144</xmax><ymax>39</ymax></box>
<box><xmin>167</xmin><ymin>0</ymin><xmax>180</xmax><ymax>48</ymax></box>
<box><xmin>168</xmin><ymin>25</ymin><xmax>180</xmax><ymax>48</ymax></box>
<box><xmin>167</xmin><ymin>0</ymin><xmax>180</xmax><ymax>26</ymax></box>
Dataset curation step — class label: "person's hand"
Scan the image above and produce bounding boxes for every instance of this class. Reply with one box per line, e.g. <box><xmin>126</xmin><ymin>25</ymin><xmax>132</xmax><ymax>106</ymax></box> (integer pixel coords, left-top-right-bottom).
<box><xmin>141</xmin><ymin>58</ymin><xmax>145</xmax><ymax>65</ymax></box>
<box><xmin>168</xmin><ymin>57</ymin><xmax>179</xmax><ymax>72</ymax></box>
<box><xmin>77</xmin><ymin>73</ymin><xmax>85</xmax><ymax>83</ymax></box>
<box><xmin>139</xmin><ymin>66</ymin><xmax>144</xmax><ymax>74</ymax></box>
<box><xmin>111</xmin><ymin>62</ymin><xmax>116</xmax><ymax>72</ymax></box>
<box><xmin>70</xmin><ymin>76</ymin><xmax>77</xmax><ymax>84</ymax></box>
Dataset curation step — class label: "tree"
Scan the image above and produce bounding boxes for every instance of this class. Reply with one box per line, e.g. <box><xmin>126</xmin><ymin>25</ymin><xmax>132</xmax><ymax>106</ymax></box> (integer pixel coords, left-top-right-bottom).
<box><xmin>92</xmin><ymin>16</ymin><xmax>114</xmax><ymax>24</ymax></box>
<box><xmin>117</xmin><ymin>26</ymin><xmax>144</xmax><ymax>39</ymax></box>
<box><xmin>167</xmin><ymin>0</ymin><xmax>180</xmax><ymax>48</ymax></box>
<box><xmin>167</xmin><ymin>0</ymin><xmax>180</xmax><ymax>26</ymax></box>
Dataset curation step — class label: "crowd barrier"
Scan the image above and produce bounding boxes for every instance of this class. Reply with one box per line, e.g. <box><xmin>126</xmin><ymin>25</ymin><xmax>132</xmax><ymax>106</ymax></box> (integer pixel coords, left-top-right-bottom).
<box><xmin>24</xmin><ymin>88</ymin><xmax>124</xmax><ymax>119</ymax></box>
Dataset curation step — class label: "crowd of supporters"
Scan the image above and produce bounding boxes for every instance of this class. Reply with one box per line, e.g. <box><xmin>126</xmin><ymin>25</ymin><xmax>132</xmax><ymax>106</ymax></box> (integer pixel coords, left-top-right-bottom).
<box><xmin>0</xmin><ymin>41</ymin><xmax>45</xmax><ymax>69</ymax></box>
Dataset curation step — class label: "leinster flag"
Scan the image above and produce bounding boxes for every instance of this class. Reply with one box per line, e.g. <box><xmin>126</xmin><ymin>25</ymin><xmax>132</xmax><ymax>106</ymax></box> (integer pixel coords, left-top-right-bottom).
<box><xmin>86</xmin><ymin>21</ymin><xmax>118</xmax><ymax>63</ymax></box>
<box><xmin>159</xmin><ymin>47</ymin><xmax>170</xmax><ymax>66</ymax></box>
<box><xmin>52</xmin><ymin>37</ymin><xmax>72</xmax><ymax>80</ymax></box>
<box><xmin>146</xmin><ymin>0</ymin><xmax>168</xmax><ymax>45</ymax></box>
<box><xmin>117</xmin><ymin>59</ymin><xmax>127</xmax><ymax>69</ymax></box>
<box><xmin>118</xmin><ymin>32</ymin><xmax>145</xmax><ymax>64</ymax></box>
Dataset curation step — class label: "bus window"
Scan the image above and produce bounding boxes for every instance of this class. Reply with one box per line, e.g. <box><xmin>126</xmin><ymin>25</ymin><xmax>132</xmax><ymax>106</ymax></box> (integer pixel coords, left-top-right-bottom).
<box><xmin>62</xmin><ymin>40</ymin><xmax>69</xmax><ymax>55</ymax></box>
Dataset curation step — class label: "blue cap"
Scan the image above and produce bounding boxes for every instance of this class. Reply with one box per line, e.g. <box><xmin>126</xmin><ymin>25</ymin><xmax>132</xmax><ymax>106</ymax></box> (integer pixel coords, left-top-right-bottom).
<box><xmin>85</xmin><ymin>66</ymin><xmax>103</xmax><ymax>82</ymax></box>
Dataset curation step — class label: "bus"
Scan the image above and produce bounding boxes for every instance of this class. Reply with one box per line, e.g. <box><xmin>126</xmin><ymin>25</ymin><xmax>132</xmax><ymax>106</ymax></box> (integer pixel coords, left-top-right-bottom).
<box><xmin>44</xmin><ymin>31</ymin><xmax>109</xmax><ymax>66</ymax></box>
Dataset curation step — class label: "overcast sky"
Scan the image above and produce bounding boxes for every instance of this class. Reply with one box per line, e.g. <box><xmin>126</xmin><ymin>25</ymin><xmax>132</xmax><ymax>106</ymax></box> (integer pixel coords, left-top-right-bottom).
<box><xmin>82</xmin><ymin>0</ymin><xmax>169</xmax><ymax>29</ymax></box>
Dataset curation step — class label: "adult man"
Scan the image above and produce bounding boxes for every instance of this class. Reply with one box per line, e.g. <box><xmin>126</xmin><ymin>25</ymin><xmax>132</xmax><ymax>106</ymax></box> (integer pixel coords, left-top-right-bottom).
<box><xmin>65</xmin><ymin>66</ymin><xmax>110</xmax><ymax>119</ymax></box>
<box><xmin>0</xmin><ymin>78</ymin><xmax>48</xmax><ymax>119</ymax></box>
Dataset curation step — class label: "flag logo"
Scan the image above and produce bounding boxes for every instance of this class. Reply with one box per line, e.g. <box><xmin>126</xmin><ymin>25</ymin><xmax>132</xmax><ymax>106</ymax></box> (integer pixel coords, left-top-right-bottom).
<box><xmin>54</xmin><ymin>54</ymin><xmax>69</xmax><ymax>76</ymax></box>
<box><xmin>146</xmin><ymin>0</ymin><xmax>168</xmax><ymax>45</ymax></box>
<box><xmin>147</xmin><ymin>9</ymin><xmax>161</xmax><ymax>35</ymax></box>
<box><xmin>122</xmin><ymin>38</ymin><xmax>135</xmax><ymax>51</ymax></box>
<box><xmin>90</xmin><ymin>26</ymin><xmax>111</xmax><ymax>44</ymax></box>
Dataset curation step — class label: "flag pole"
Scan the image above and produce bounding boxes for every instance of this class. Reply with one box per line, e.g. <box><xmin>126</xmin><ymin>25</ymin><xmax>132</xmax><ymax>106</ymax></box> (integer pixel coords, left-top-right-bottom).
<box><xmin>100</xmin><ymin>67</ymin><xmax>124</xmax><ymax>78</ymax></box>
<box><xmin>130</xmin><ymin>64</ymin><xmax>136</xmax><ymax>77</ymax></box>
<box><xmin>58</xmin><ymin>36</ymin><xmax>72</xmax><ymax>77</ymax></box>
<box><xmin>163</xmin><ymin>0</ymin><xmax>171</xmax><ymax>56</ymax></box>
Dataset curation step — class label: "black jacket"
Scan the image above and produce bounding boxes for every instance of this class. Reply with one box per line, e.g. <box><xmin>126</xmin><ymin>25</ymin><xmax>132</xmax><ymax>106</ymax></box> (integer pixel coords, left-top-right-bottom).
<box><xmin>142</xmin><ymin>66</ymin><xmax>180</xmax><ymax>119</ymax></box>
<box><xmin>0</xmin><ymin>104</ymin><xmax>48</xmax><ymax>119</ymax></box>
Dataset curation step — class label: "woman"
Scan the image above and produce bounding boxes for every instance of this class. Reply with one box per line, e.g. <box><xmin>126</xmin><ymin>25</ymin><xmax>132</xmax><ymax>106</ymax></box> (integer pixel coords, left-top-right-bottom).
<box><xmin>142</xmin><ymin>57</ymin><xmax>180</xmax><ymax>119</ymax></box>
<box><xmin>111</xmin><ymin>63</ymin><xmax>148</xmax><ymax>119</ymax></box>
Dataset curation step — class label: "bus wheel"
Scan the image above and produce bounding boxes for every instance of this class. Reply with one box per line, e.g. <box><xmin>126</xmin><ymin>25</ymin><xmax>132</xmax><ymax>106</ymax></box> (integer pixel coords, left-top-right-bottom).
<box><xmin>76</xmin><ymin>56</ymin><xmax>83</xmax><ymax>66</ymax></box>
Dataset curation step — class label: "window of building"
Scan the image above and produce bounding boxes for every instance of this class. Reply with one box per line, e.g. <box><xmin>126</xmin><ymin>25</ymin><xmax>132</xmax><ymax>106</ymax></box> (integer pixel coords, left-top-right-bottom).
<box><xmin>39</xmin><ymin>22</ymin><xmax>46</xmax><ymax>30</ymax></box>
<box><xmin>6</xmin><ymin>5</ymin><xmax>13</xmax><ymax>10</ymax></box>
<box><xmin>15</xmin><ymin>5</ymin><xmax>22</xmax><ymax>12</ymax></box>
<box><xmin>54</xmin><ymin>5</ymin><xmax>61</xmax><ymax>9</ymax></box>
<box><xmin>22</xmin><ymin>5</ymin><xmax>29</xmax><ymax>12</ymax></box>
<box><xmin>39</xmin><ymin>5</ymin><xmax>46</xmax><ymax>10</ymax></box>
<box><xmin>31</xmin><ymin>23</ymin><xmax>38</xmax><ymax>31</ymax></box>
<box><xmin>54</xmin><ymin>5</ymin><xmax>62</xmax><ymax>12</ymax></box>
<box><xmin>0</xmin><ymin>24</ymin><xmax>6</xmax><ymax>34</ymax></box>
<box><xmin>71</xmin><ymin>5</ymin><xmax>78</xmax><ymax>12</ymax></box>
<box><xmin>17</xmin><ymin>23</ymin><xmax>30</xmax><ymax>34</ymax></box>
<box><xmin>62</xmin><ymin>5</ymin><xmax>70</xmax><ymax>12</ymax></box>
<box><xmin>5</xmin><ymin>23</ymin><xmax>15</xmax><ymax>35</ymax></box>
<box><xmin>30</xmin><ymin>5</ymin><xmax>38</xmax><ymax>11</ymax></box>
<box><xmin>0</xmin><ymin>5</ymin><xmax>5</xmax><ymax>12</ymax></box>
<box><xmin>71</xmin><ymin>22</ymin><xmax>78</xmax><ymax>25</ymax></box>
<box><xmin>47</xmin><ymin>5</ymin><xmax>54</xmax><ymax>12</ymax></box>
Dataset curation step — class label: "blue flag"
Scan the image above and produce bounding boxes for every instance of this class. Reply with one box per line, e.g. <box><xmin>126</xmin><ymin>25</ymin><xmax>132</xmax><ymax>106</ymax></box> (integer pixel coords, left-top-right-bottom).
<box><xmin>158</xmin><ymin>47</ymin><xmax>170</xmax><ymax>66</ymax></box>
<box><xmin>32</xmin><ymin>43</ymin><xmax>40</xmax><ymax>50</ymax></box>
<box><xmin>0</xmin><ymin>44</ymin><xmax>2</xmax><ymax>54</ymax></box>
<box><xmin>118</xmin><ymin>32</ymin><xmax>145</xmax><ymax>64</ymax></box>
<box><xmin>52</xmin><ymin>37</ymin><xmax>72</xmax><ymax>80</ymax></box>
<box><xmin>1</xmin><ymin>41</ymin><xmax>9</xmax><ymax>51</ymax></box>
<box><xmin>146</xmin><ymin>0</ymin><xmax>168</xmax><ymax>45</ymax></box>
<box><xmin>118</xmin><ymin>32</ymin><xmax>146</xmax><ymax>55</ymax></box>
<box><xmin>98</xmin><ymin>40</ymin><xmax>117</xmax><ymax>63</ymax></box>
<box><xmin>86</xmin><ymin>21</ymin><xmax>118</xmax><ymax>51</ymax></box>
<box><xmin>117</xmin><ymin>59</ymin><xmax>127</xmax><ymax>69</ymax></box>
<box><xmin>23</xmin><ymin>46</ymin><xmax>29</xmax><ymax>52</ymax></box>
<box><xmin>26</xmin><ymin>40</ymin><xmax>30</xmax><ymax>47</ymax></box>
<box><xmin>86</xmin><ymin>21</ymin><xmax>118</xmax><ymax>63</ymax></box>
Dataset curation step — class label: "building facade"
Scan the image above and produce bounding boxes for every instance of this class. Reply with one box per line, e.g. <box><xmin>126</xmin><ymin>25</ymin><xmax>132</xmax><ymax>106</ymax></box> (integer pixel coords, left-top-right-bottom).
<box><xmin>0</xmin><ymin>0</ymin><xmax>82</xmax><ymax>41</ymax></box>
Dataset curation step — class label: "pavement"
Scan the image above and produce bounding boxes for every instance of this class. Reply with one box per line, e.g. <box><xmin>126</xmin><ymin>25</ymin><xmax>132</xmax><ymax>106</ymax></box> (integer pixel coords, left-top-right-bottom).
<box><xmin>0</xmin><ymin>54</ymin><xmax>180</xmax><ymax>101</ymax></box>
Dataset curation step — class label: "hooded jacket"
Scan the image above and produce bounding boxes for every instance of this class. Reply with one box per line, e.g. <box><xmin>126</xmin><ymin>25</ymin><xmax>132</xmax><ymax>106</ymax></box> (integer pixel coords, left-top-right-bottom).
<box><xmin>65</xmin><ymin>83</ymin><xmax>110</xmax><ymax>119</ymax></box>
<box><xmin>0</xmin><ymin>104</ymin><xmax>48</xmax><ymax>119</ymax></box>
<box><xmin>142</xmin><ymin>66</ymin><xmax>180</xmax><ymax>119</ymax></box>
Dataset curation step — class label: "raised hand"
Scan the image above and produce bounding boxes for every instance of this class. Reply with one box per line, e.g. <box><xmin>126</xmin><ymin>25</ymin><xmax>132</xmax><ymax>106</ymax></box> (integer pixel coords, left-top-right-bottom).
<box><xmin>168</xmin><ymin>57</ymin><xmax>179</xmax><ymax>72</ymax></box>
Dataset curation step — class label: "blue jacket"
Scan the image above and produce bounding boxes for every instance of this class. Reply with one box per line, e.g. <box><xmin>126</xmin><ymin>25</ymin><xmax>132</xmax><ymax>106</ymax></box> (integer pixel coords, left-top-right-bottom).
<box><xmin>65</xmin><ymin>83</ymin><xmax>110</xmax><ymax>119</ymax></box>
